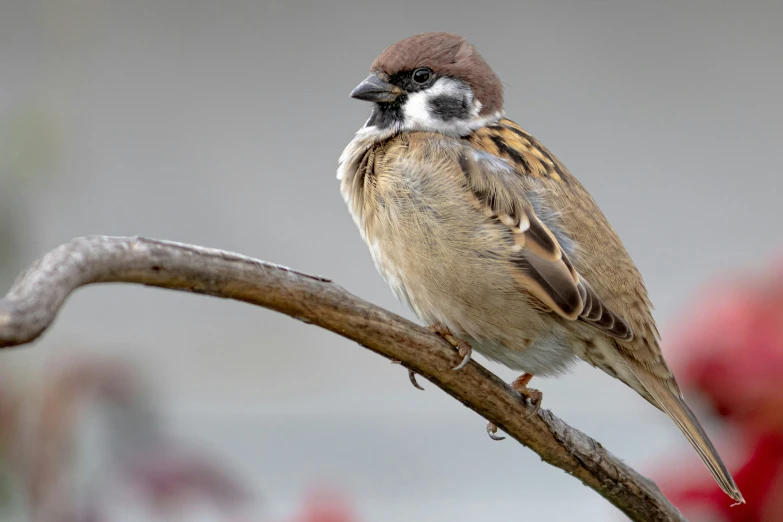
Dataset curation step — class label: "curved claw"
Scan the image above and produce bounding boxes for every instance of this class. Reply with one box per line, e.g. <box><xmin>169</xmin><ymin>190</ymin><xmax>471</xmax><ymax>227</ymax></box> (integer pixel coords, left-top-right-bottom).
<box><xmin>408</xmin><ymin>369</ymin><xmax>424</xmax><ymax>391</ymax></box>
<box><xmin>522</xmin><ymin>389</ymin><xmax>543</xmax><ymax>419</ymax></box>
<box><xmin>452</xmin><ymin>351</ymin><xmax>471</xmax><ymax>371</ymax></box>
<box><xmin>431</xmin><ymin>323</ymin><xmax>473</xmax><ymax>371</ymax></box>
<box><xmin>486</xmin><ymin>422</ymin><xmax>506</xmax><ymax>441</ymax></box>
<box><xmin>391</xmin><ymin>360</ymin><xmax>425</xmax><ymax>391</ymax></box>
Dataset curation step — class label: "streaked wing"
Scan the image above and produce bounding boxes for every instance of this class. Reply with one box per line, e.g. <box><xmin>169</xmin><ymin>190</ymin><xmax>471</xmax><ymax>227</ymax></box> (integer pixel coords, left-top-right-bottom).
<box><xmin>458</xmin><ymin>126</ymin><xmax>633</xmax><ymax>341</ymax></box>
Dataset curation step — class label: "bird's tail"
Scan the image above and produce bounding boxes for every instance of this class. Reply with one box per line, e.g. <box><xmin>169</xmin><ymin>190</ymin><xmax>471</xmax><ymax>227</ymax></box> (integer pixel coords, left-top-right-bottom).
<box><xmin>630</xmin><ymin>366</ymin><xmax>745</xmax><ymax>505</ymax></box>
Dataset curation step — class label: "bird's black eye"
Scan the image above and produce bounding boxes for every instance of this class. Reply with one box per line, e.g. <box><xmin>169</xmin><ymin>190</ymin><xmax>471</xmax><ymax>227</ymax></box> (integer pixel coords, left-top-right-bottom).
<box><xmin>412</xmin><ymin>67</ymin><xmax>432</xmax><ymax>85</ymax></box>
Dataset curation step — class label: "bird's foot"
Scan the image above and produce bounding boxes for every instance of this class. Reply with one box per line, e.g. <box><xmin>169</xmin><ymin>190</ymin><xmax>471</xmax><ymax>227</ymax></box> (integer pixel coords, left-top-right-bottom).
<box><xmin>486</xmin><ymin>422</ymin><xmax>505</xmax><ymax>441</ymax></box>
<box><xmin>486</xmin><ymin>373</ymin><xmax>543</xmax><ymax>441</ymax></box>
<box><xmin>512</xmin><ymin>373</ymin><xmax>543</xmax><ymax>417</ymax></box>
<box><xmin>430</xmin><ymin>322</ymin><xmax>472</xmax><ymax>371</ymax></box>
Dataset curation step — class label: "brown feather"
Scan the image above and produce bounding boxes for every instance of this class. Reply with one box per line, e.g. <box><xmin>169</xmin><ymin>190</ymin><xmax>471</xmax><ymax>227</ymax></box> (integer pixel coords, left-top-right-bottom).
<box><xmin>467</xmin><ymin>122</ymin><xmax>663</xmax><ymax>352</ymax></box>
<box><xmin>631</xmin><ymin>366</ymin><xmax>745</xmax><ymax>504</ymax></box>
<box><xmin>512</xmin><ymin>254</ymin><xmax>582</xmax><ymax>320</ymax></box>
<box><xmin>457</xmin><ymin>129</ymin><xmax>634</xmax><ymax>339</ymax></box>
<box><xmin>522</xmin><ymin>209</ymin><xmax>561</xmax><ymax>262</ymax></box>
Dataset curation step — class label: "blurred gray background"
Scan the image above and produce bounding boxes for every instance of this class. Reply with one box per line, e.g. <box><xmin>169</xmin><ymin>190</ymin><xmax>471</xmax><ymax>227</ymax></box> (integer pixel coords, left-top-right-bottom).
<box><xmin>1</xmin><ymin>1</ymin><xmax>782</xmax><ymax>520</ymax></box>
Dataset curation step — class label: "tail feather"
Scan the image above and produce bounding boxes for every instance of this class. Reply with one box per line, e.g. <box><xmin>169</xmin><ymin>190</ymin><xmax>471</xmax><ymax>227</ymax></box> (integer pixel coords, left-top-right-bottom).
<box><xmin>630</xmin><ymin>366</ymin><xmax>745</xmax><ymax>504</ymax></box>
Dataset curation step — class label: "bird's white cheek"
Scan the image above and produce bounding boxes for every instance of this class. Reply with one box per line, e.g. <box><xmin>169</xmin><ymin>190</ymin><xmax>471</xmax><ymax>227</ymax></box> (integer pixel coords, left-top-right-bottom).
<box><xmin>402</xmin><ymin>91</ymin><xmax>437</xmax><ymax>129</ymax></box>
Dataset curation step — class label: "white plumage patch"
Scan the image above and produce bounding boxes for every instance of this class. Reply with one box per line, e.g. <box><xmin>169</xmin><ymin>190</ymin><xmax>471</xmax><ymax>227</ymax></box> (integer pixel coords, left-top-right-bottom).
<box><xmin>401</xmin><ymin>77</ymin><xmax>491</xmax><ymax>137</ymax></box>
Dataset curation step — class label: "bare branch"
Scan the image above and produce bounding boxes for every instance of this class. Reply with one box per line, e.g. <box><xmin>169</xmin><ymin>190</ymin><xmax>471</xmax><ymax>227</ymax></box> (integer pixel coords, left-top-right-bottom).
<box><xmin>0</xmin><ymin>236</ymin><xmax>685</xmax><ymax>521</ymax></box>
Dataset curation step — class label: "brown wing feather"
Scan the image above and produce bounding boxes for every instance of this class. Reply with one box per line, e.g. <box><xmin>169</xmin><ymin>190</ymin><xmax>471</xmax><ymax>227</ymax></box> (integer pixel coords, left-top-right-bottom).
<box><xmin>458</xmin><ymin>126</ymin><xmax>633</xmax><ymax>341</ymax></box>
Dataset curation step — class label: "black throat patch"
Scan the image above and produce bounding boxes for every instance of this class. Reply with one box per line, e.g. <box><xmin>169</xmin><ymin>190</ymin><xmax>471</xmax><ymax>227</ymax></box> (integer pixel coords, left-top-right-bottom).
<box><xmin>366</xmin><ymin>95</ymin><xmax>408</xmax><ymax>129</ymax></box>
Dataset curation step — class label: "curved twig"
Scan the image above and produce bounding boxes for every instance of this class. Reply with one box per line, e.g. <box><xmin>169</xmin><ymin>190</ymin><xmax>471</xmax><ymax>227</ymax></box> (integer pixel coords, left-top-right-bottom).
<box><xmin>0</xmin><ymin>236</ymin><xmax>685</xmax><ymax>521</ymax></box>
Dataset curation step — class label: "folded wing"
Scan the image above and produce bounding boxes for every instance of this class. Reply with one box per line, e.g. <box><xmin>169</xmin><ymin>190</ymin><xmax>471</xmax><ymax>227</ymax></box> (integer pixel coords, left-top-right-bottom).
<box><xmin>457</xmin><ymin>145</ymin><xmax>633</xmax><ymax>341</ymax></box>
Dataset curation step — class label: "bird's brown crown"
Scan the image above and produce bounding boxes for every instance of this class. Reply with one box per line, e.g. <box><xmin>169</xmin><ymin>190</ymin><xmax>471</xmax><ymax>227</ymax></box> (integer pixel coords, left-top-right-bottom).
<box><xmin>370</xmin><ymin>32</ymin><xmax>504</xmax><ymax>115</ymax></box>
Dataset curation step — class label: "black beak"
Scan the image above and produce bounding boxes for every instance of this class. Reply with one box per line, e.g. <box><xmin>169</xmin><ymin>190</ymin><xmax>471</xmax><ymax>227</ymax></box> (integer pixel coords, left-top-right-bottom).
<box><xmin>350</xmin><ymin>73</ymin><xmax>401</xmax><ymax>103</ymax></box>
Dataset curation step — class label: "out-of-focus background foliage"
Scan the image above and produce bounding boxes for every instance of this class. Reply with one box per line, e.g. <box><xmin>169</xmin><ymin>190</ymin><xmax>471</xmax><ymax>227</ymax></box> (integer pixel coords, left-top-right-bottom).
<box><xmin>1</xmin><ymin>1</ymin><xmax>782</xmax><ymax>521</ymax></box>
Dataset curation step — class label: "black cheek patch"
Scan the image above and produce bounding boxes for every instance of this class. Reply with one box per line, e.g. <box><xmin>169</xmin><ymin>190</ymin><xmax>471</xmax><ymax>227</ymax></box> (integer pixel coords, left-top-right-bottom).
<box><xmin>428</xmin><ymin>94</ymin><xmax>470</xmax><ymax>121</ymax></box>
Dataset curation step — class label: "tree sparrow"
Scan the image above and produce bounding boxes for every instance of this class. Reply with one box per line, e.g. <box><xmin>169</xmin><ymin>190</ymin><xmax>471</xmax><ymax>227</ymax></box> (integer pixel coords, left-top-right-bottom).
<box><xmin>338</xmin><ymin>32</ymin><xmax>743</xmax><ymax>504</ymax></box>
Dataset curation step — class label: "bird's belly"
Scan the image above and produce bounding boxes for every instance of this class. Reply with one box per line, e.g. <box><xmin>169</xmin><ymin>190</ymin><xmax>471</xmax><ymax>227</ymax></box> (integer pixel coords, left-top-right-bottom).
<box><xmin>365</xmin><ymin>186</ymin><xmax>579</xmax><ymax>376</ymax></box>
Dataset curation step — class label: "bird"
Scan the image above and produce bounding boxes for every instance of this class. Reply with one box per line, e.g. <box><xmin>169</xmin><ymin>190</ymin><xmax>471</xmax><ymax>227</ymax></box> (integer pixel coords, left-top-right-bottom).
<box><xmin>337</xmin><ymin>31</ymin><xmax>744</xmax><ymax>504</ymax></box>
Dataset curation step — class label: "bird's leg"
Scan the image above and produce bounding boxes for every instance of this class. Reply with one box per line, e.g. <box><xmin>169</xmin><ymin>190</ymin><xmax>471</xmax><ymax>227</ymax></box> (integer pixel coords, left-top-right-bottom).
<box><xmin>429</xmin><ymin>322</ymin><xmax>472</xmax><ymax>371</ymax></box>
<box><xmin>487</xmin><ymin>372</ymin><xmax>543</xmax><ymax>441</ymax></box>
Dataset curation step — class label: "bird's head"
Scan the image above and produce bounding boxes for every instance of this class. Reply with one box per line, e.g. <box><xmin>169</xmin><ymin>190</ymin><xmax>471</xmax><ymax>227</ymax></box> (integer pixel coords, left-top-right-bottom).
<box><xmin>350</xmin><ymin>32</ymin><xmax>504</xmax><ymax>137</ymax></box>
